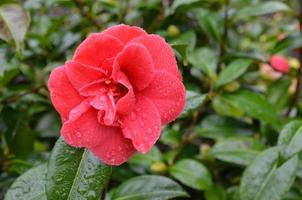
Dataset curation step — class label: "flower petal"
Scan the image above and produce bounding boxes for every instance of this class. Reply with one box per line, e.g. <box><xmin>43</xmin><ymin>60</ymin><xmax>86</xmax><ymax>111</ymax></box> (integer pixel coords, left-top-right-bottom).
<box><xmin>73</xmin><ymin>33</ymin><xmax>123</xmax><ymax>68</ymax></box>
<box><xmin>90</xmin><ymin>127</ymin><xmax>136</xmax><ymax>166</ymax></box>
<box><xmin>115</xmin><ymin>72</ymin><xmax>135</xmax><ymax>114</ymax></box>
<box><xmin>141</xmin><ymin>71</ymin><xmax>185</xmax><ymax>124</ymax></box>
<box><xmin>48</xmin><ymin>66</ymin><xmax>84</xmax><ymax>121</ymax></box>
<box><xmin>61</xmin><ymin>108</ymin><xmax>103</xmax><ymax>148</ymax></box>
<box><xmin>102</xmin><ymin>24</ymin><xmax>147</xmax><ymax>44</ymax></box>
<box><xmin>121</xmin><ymin>95</ymin><xmax>161</xmax><ymax>153</ymax></box>
<box><xmin>65</xmin><ymin>61</ymin><xmax>106</xmax><ymax>90</ymax></box>
<box><xmin>113</xmin><ymin>43</ymin><xmax>154</xmax><ymax>91</ymax></box>
<box><xmin>131</xmin><ymin>34</ymin><xmax>182</xmax><ymax>80</ymax></box>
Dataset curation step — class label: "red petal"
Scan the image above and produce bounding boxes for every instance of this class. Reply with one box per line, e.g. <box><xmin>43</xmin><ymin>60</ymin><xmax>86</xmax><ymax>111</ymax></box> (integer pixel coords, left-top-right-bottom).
<box><xmin>115</xmin><ymin>72</ymin><xmax>136</xmax><ymax>114</ymax></box>
<box><xmin>90</xmin><ymin>127</ymin><xmax>136</xmax><ymax>166</ymax></box>
<box><xmin>131</xmin><ymin>34</ymin><xmax>182</xmax><ymax>80</ymax></box>
<box><xmin>103</xmin><ymin>24</ymin><xmax>147</xmax><ymax>44</ymax></box>
<box><xmin>141</xmin><ymin>71</ymin><xmax>185</xmax><ymax>124</ymax></box>
<box><xmin>73</xmin><ymin>34</ymin><xmax>123</xmax><ymax>68</ymax></box>
<box><xmin>48</xmin><ymin>66</ymin><xmax>84</xmax><ymax>121</ymax></box>
<box><xmin>65</xmin><ymin>61</ymin><xmax>106</xmax><ymax>90</ymax></box>
<box><xmin>121</xmin><ymin>95</ymin><xmax>161</xmax><ymax>153</ymax></box>
<box><xmin>61</xmin><ymin>108</ymin><xmax>103</xmax><ymax>148</ymax></box>
<box><xmin>113</xmin><ymin>43</ymin><xmax>154</xmax><ymax>91</ymax></box>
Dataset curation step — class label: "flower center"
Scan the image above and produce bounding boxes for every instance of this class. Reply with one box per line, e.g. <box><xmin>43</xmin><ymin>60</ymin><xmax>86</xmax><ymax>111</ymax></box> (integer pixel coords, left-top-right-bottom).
<box><xmin>79</xmin><ymin>78</ymin><xmax>128</xmax><ymax>126</ymax></box>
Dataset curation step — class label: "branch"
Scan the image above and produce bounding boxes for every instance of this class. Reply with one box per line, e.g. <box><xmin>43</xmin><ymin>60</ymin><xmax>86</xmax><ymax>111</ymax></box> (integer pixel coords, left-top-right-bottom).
<box><xmin>72</xmin><ymin>0</ymin><xmax>101</xmax><ymax>29</ymax></box>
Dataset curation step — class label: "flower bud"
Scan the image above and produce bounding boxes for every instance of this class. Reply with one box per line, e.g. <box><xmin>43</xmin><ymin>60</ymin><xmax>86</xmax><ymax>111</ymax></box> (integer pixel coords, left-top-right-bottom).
<box><xmin>223</xmin><ymin>81</ymin><xmax>240</xmax><ymax>92</ymax></box>
<box><xmin>200</xmin><ymin>144</ymin><xmax>211</xmax><ymax>156</ymax></box>
<box><xmin>269</xmin><ymin>55</ymin><xmax>289</xmax><ymax>73</ymax></box>
<box><xmin>288</xmin><ymin>57</ymin><xmax>300</xmax><ymax>69</ymax></box>
<box><xmin>167</xmin><ymin>25</ymin><xmax>180</xmax><ymax>37</ymax></box>
<box><xmin>150</xmin><ymin>161</ymin><xmax>168</xmax><ymax>173</ymax></box>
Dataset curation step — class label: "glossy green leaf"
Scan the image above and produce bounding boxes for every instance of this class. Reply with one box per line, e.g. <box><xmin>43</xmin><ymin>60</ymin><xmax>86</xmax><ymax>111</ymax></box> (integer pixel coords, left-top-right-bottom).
<box><xmin>272</xmin><ymin>33</ymin><xmax>302</xmax><ymax>54</ymax></box>
<box><xmin>209</xmin><ymin>138</ymin><xmax>264</xmax><ymax>165</ymax></box>
<box><xmin>234</xmin><ymin>1</ymin><xmax>290</xmax><ymax>20</ymax></box>
<box><xmin>129</xmin><ymin>146</ymin><xmax>162</xmax><ymax>167</ymax></box>
<box><xmin>189</xmin><ymin>47</ymin><xmax>217</xmax><ymax>78</ymax></box>
<box><xmin>205</xmin><ymin>185</ymin><xmax>226</xmax><ymax>200</ymax></box>
<box><xmin>46</xmin><ymin>137</ymin><xmax>112</xmax><ymax>200</ymax></box>
<box><xmin>216</xmin><ymin>59</ymin><xmax>252</xmax><ymax>88</ymax></box>
<box><xmin>170</xmin><ymin>159</ymin><xmax>212</xmax><ymax>190</ymax></box>
<box><xmin>197</xmin><ymin>115</ymin><xmax>254</xmax><ymax>140</ymax></box>
<box><xmin>267</xmin><ymin>77</ymin><xmax>291</xmax><ymax>111</ymax></box>
<box><xmin>213</xmin><ymin>94</ymin><xmax>244</xmax><ymax>118</ymax></box>
<box><xmin>168</xmin><ymin>0</ymin><xmax>206</xmax><ymax>15</ymax></box>
<box><xmin>217</xmin><ymin>90</ymin><xmax>280</xmax><ymax>128</ymax></box>
<box><xmin>195</xmin><ymin>9</ymin><xmax>222</xmax><ymax>42</ymax></box>
<box><xmin>240</xmin><ymin>148</ymin><xmax>298</xmax><ymax>200</ymax></box>
<box><xmin>4</xmin><ymin>164</ymin><xmax>47</xmax><ymax>200</ymax></box>
<box><xmin>278</xmin><ymin>121</ymin><xmax>302</xmax><ymax>146</ymax></box>
<box><xmin>180</xmin><ymin>91</ymin><xmax>207</xmax><ymax>118</ymax></box>
<box><xmin>171</xmin><ymin>43</ymin><xmax>188</xmax><ymax>65</ymax></box>
<box><xmin>173</xmin><ymin>30</ymin><xmax>197</xmax><ymax>52</ymax></box>
<box><xmin>110</xmin><ymin>175</ymin><xmax>189</xmax><ymax>200</ymax></box>
<box><xmin>0</xmin><ymin>4</ymin><xmax>30</xmax><ymax>53</ymax></box>
<box><xmin>278</xmin><ymin>120</ymin><xmax>302</xmax><ymax>159</ymax></box>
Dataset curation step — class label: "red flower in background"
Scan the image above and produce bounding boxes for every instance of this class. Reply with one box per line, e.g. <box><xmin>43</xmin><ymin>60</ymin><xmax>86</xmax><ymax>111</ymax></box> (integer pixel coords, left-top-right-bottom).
<box><xmin>269</xmin><ymin>55</ymin><xmax>289</xmax><ymax>73</ymax></box>
<box><xmin>48</xmin><ymin>24</ymin><xmax>186</xmax><ymax>165</ymax></box>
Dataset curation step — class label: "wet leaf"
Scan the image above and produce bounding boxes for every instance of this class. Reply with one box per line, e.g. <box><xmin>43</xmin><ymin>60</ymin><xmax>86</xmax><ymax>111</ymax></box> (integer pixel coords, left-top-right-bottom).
<box><xmin>46</xmin><ymin>137</ymin><xmax>112</xmax><ymax>200</ymax></box>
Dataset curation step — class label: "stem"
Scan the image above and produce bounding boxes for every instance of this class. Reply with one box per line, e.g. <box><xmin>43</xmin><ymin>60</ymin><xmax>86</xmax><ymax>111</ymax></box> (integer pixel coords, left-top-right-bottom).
<box><xmin>72</xmin><ymin>0</ymin><xmax>101</xmax><ymax>29</ymax></box>
<box><xmin>286</xmin><ymin>1</ymin><xmax>302</xmax><ymax>116</ymax></box>
<box><xmin>217</xmin><ymin>0</ymin><xmax>230</xmax><ymax>72</ymax></box>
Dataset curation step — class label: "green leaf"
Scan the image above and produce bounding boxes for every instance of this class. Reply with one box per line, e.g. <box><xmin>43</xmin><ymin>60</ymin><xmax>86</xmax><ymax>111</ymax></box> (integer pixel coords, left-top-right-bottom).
<box><xmin>240</xmin><ymin>148</ymin><xmax>298</xmax><ymax>200</ymax></box>
<box><xmin>129</xmin><ymin>146</ymin><xmax>162</xmax><ymax>167</ymax></box>
<box><xmin>180</xmin><ymin>91</ymin><xmax>207</xmax><ymax>118</ymax></box>
<box><xmin>213</xmin><ymin>95</ymin><xmax>244</xmax><ymax>118</ymax></box>
<box><xmin>216</xmin><ymin>90</ymin><xmax>280</xmax><ymax>128</ymax></box>
<box><xmin>272</xmin><ymin>33</ymin><xmax>302</xmax><ymax>54</ymax></box>
<box><xmin>267</xmin><ymin>77</ymin><xmax>291</xmax><ymax>111</ymax></box>
<box><xmin>278</xmin><ymin>121</ymin><xmax>302</xmax><ymax>146</ymax></box>
<box><xmin>171</xmin><ymin>43</ymin><xmax>188</xmax><ymax>65</ymax></box>
<box><xmin>189</xmin><ymin>47</ymin><xmax>217</xmax><ymax>78</ymax></box>
<box><xmin>110</xmin><ymin>175</ymin><xmax>189</xmax><ymax>200</ymax></box>
<box><xmin>46</xmin><ymin>137</ymin><xmax>112</xmax><ymax>200</ymax></box>
<box><xmin>216</xmin><ymin>59</ymin><xmax>252</xmax><ymax>88</ymax></box>
<box><xmin>170</xmin><ymin>159</ymin><xmax>212</xmax><ymax>190</ymax></box>
<box><xmin>195</xmin><ymin>9</ymin><xmax>222</xmax><ymax>42</ymax></box>
<box><xmin>196</xmin><ymin>115</ymin><xmax>254</xmax><ymax>140</ymax></box>
<box><xmin>0</xmin><ymin>4</ymin><xmax>30</xmax><ymax>53</ymax></box>
<box><xmin>168</xmin><ymin>0</ymin><xmax>206</xmax><ymax>15</ymax></box>
<box><xmin>4</xmin><ymin>164</ymin><xmax>47</xmax><ymax>200</ymax></box>
<box><xmin>209</xmin><ymin>138</ymin><xmax>264</xmax><ymax>166</ymax></box>
<box><xmin>278</xmin><ymin>121</ymin><xmax>302</xmax><ymax>159</ymax></box>
<box><xmin>205</xmin><ymin>185</ymin><xmax>226</xmax><ymax>200</ymax></box>
<box><xmin>173</xmin><ymin>30</ymin><xmax>197</xmax><ymax>52</ymax></box>
<box><xmin>234</xmin><ymin>1</ymin><xmax>290</xmax><ymax>20</ymax></box>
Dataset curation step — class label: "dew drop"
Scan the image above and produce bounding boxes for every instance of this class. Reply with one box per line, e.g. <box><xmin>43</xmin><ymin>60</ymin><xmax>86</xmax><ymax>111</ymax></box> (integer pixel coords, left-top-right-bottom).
<box><xmin>147</xmin><ymin>128</ymin><xmax>152</xmax><ymax>134</ymax></box>
<box><xmin>142</xmin><ymin>113</ymin><xmax>147</xmax><ymax>118</ymax></box>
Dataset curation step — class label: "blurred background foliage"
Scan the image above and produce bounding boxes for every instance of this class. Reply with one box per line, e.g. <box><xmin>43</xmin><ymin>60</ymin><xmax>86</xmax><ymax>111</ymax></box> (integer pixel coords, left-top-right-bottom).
<box><xmin>1</xmin><ymin>0</ymin><xmax>302</xmax><ymax>199</ymax></box>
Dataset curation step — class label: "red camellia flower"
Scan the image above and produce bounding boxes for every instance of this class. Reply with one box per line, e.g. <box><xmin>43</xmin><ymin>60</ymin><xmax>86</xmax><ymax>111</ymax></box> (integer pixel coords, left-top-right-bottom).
<box><xmin>48</xmin><ymin>24</ymin><xmax>186</xmax><ymax>165</ymax></box>
<box><xmin>269</xmin><ymin>55</ymin><xmax>289</xmax><ymax>73</ymax></box>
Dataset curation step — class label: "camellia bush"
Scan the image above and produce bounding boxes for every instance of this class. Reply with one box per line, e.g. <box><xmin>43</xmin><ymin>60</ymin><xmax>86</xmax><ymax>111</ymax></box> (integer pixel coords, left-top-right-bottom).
<box><xmin>1</xmin><ymin>0</ymin><xmax>302</xmax><ymax>199</ymax></box>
